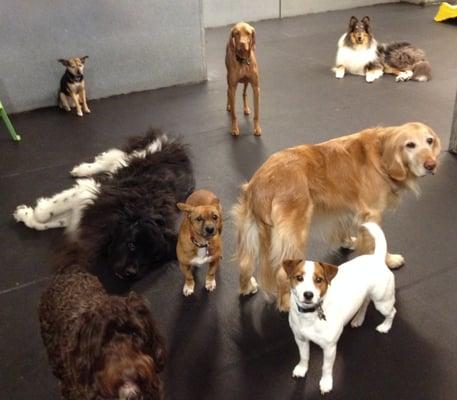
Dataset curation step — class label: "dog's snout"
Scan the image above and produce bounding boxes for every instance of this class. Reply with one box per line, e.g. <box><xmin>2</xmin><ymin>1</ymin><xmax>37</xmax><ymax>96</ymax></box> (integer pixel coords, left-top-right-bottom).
<box><xmin>304</xmin><ymin>291</ymin><xmax>314</xmax><ymax>301</ymax></box>
<box><xmin>205</xmin><ymin>226</ymin><xmax>215</xmax><ymax>235</ymax></box>
<box><xmin>123</xmin><ymin>266</ymin><xmax>138</xmax><ymax>278</ymax></box>
<box><xmin>424</xmin><ymin>159</ymin><xmax>436</xmax><ymax>171</ymax></box>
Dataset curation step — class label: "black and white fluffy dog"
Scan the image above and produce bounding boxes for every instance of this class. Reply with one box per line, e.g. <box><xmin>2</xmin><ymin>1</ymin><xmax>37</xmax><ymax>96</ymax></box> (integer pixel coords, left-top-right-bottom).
<box><xmin>14</xmin><ymin>129</ymin><xmax>195</xmax><ymax>280</ymax></box>
<box><xmin>333</xmin><ymin>16</ymin><xmax>431</xmax><ymax>83</ymax></box>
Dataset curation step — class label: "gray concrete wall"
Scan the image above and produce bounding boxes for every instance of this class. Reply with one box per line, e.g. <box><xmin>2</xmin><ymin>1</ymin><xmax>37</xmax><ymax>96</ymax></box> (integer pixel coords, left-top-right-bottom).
<box><xmin>281</xmin><ymin>0</ymin><xmax>398</xmax><ymax>17</ymax></box>
<box><xmin>203</xmin><ymin>0</ymin><xmax>401</xmax><ymax>27</ymax></box>
<box><xmin>0</xmin><ymin>0</ymin><xmax>206</xmax><ymax>113</ymax></box>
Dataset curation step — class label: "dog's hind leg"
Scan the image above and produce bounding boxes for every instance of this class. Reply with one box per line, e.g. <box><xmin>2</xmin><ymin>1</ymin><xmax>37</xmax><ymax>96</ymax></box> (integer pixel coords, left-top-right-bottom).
<box><xmin>351</xmin><ymin>297</ymin><xmax>370</xmax><ymax>328</ymax></box>
<box><xmin>70</xmin><ymin>149</ymin><xmax>127</xmax><ymax>177</ymax></box>
<box><xmin>14</xmin><ymin>205</ymin><xmax>70</xmax><ymax>230</ymax></box>
<box><xmin>373</xmin><ymin>275</ymin><xmax>396</xmax><ymax>333</ymax></box>
<box><xmin>270</xmin><ymin>200</ymin><xmax>312</xmax><ymax>311</ymax></box>
<box><xmin>59</xmin><ymin>92</ymin><xmax>71</xmax><ymax>111</ymax></box>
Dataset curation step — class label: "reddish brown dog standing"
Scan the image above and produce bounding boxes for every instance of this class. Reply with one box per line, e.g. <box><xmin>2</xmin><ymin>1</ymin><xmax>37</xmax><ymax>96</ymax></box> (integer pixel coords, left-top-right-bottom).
<box><xmin>177</xmin><ymin>190</ymin><xmax>223</xmax><ymax>296</ymax></box>
<box><xmin>225</xmin><ymin>22</ymin><xmax>261</xmax><ymax>136</ymax></box>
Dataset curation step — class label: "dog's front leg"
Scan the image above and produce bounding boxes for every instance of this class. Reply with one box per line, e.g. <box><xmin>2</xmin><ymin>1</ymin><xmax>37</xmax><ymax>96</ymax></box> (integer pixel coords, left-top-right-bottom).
<box><xmin>320</xmin><ymin>344</ymin><xmax>337</xmax><ymax>394</ymax></box>
<box><xmin>334</xmin><ymin>65</ymin><xmax>345</xmax><ymax>79</ymax></box>
<box><xmin>242</xmin><ymin>82</ymin><xmax>250</xmax><ymax>115</ymax></box>
<box><xmin>70</xmin><ymin>149</ymin><xmax>126</xmax><ymax>177</ymax></box>
<box><xmin>228</xmin><ymin>83</ymin><xmax>239</xmax><ymax>136</ymax></box>
<box><xmin>70</xmin><ymin>92</ymin><xmax>83</xmax><ymax>116</ymax></box>
<box><xmin>292</xmin><ymin>337</ymin><xmax>310</xmax><ymax>378</ymax></box>
<box><xmin>180</xmin><ymin>263</ymin><xmax>195</xmax><ymax>296</ymax></box>
<box><xmin>365</xmin><ymin>62</ymin><xmax>384</xmax><ymax>83</ymax></box>
<box><xmin>252</xmin><ymin>82</ymin><xmax>261</xmax><ymax>136</ymax></box>
<box><xmin>81</xmin><ymin>87</ymin><xmax>91</xmax><ymax>113</ymax></box>
<box><xmin>205</xmin><ymin>258</ymin><xmax>220</xmax><ymax>292</ymax></box>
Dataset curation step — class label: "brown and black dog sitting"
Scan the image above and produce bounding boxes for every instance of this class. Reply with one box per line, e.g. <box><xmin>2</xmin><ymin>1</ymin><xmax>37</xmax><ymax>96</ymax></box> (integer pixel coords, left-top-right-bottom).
<box><xmin>177</xmin><ymin>189</ymin><xmax>223</xmax><ymax>296</ymax></box>
<box><xmin>225</xmin><ymin>22</ymin><xmax>261</xmax><ymax>136</ymax></box>
<box><xmin>58</xmin><ymin>56</ymin><xmax>91</xmax><ymax>117</ymax></box>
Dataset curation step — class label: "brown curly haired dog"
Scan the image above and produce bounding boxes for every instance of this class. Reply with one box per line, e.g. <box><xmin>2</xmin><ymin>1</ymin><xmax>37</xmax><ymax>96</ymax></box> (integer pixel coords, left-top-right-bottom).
<box><xmin>39</xmin><ymin>262</ymin><xmax>166</xmax><ymax>400</ymax></box>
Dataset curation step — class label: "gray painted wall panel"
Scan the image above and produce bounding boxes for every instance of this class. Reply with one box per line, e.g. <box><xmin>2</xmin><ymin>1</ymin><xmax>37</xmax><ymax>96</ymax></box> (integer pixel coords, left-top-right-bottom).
<box><xmin>281</xmin><ymin>0</ymin><xmax>398</xmax><ymax>17</ymax></box>
<box><xmin>203</xmin><ymin>0</ymin><xmax>278</xmax><ymax>27</ymax></box>
<box><xmin>0</xmin><ymin>0</ymin><xmax>206</xmax><ymax>113</ymax></box>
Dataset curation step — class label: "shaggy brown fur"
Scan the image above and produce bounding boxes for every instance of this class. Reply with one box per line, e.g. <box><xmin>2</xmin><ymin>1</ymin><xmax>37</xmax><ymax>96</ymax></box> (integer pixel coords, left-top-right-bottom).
<box><xmin>233</xmin><ymin>122</ymin><xmax>441</xmax><ymax>311</ymax></box>
<box><xmin>378</xmin><ymin>41</ymin><xmax>432</xmax><ymax>82</ymax></box>
<box><xmin>39</xmin><ymin>252</ymin><xmax>166</xmax><ymax>400</ymax></box>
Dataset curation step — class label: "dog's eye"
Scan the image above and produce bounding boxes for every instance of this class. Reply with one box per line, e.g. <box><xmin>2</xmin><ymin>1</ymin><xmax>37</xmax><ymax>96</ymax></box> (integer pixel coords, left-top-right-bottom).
<box><xmin>427</xmin><ymin>138</ymin><xmax>434</xmax><ymax>145</ymax></box>
<box><xmin>196</xmin><ymin>216</ymin><xmax>203</xmax><ymax>222</ymax></box>
<box><xmin>315</xmin><ymin>277</ymin><xmax>323</xmax><ymax>284</ymax></box>
<box><xmin>127</xmin><ymin>242</ymin><xmax>136</xmax><ymax>252</ymax></box>
<box><xmin>296</xmin><ymin>275</ymin><xmax>303</xmax><ymax>282</ymax></box>
<box><xmin>406</xmin><ymin>142</ymin><xmax>416</xmax><ymax>149</ymax></box>
<box><xmin>212</xmin><ymin>214</ymin><xmax>218</xmax><ymax>221</ymax></box>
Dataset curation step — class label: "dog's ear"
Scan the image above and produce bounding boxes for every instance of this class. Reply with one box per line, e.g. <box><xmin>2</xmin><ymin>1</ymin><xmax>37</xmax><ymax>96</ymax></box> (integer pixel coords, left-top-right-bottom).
<box><xmin>282</xmin><ymin>259</ymin><xmax>303</xmax><ymax>277</ymax></box>
<box><xmin>177</xmin><ymin>202</ymin><xmax>193</xmax><ymax>214</ymax></box>
<box><xmin>230</xmin><ymin>27</ymin><xmax>237</xmax><ymax>50</ymax></box>
<box><xmin>318</xmin><ymin>262</ymin><xmax>338</xmax><ymax>284</ymax></box>
<box><xmin>58</xmin><ymin>58</ymin><xmax>70</xmax><ymax>67</ymax></box>
<box><xmin>382</xmin><ymin>130</ymin><xmax>408</xmax><ymax>182</ymax></box>
<box><xmin>429</xmin><ymin>127</ymin><xmax>442</xmax><ymax>157</ymax></box>
<box><xmin>251</xmin><ymin>27</ymin><xmax>256</xmax><ymax>50</ymax></box>
<box><xmin>71</xmin><ymin>309</ymin><xmax>107</xmax><ymax>384</ymax></box>
<box><xmin>80</xmin><ymin>55</ymin><xmax>89</xmax><ymax>63</ymax></box>
<box><xmin>127</xmin><ymin>292</ymin><xmax>167</xmax><ymax>372</ymax></box>
<box><xmin>349</xmin><ymin>16</ymin><xmax>358</xmax><ymax>31</ymax></box>
<box><xmin>361</xmin><ymin>16</ymin><xmax>371</xmax><ymax>33</ymax></box>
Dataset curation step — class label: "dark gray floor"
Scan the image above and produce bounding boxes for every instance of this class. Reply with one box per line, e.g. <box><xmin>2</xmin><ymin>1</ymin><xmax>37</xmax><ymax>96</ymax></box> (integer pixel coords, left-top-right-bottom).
<box><xmin>1</xmin><ymin>3</ymin><xmax>456</xmax><ymax>400</ymax></box>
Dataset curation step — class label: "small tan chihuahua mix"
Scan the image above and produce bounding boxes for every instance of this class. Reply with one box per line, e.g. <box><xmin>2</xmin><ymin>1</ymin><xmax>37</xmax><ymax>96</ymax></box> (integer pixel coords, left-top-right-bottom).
<box><xmin>177</xmin><ymin>189</ymin><xmax>223</xmax><ymax>296</ymax></box>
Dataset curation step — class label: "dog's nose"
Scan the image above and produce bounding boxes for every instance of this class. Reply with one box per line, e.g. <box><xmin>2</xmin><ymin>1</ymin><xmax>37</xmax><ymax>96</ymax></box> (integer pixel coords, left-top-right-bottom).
<box><xmin>124</xmin><ymin>266</ymin><xmax>138</xmax><ymax>278</ymax></box>
<box><xmin>205</xmin><ymin>226</ymin><xmax>215</xmax><ymax>235</ymax></box>
<box><xmin>424</xmin><ymin>159</ymin><xmax>436</xmax><ymax>171</ymax></box>
<box><xmin>304</xmin><ymin>291</ymin><xmax>314</xmax><ymax>301</ymax></box>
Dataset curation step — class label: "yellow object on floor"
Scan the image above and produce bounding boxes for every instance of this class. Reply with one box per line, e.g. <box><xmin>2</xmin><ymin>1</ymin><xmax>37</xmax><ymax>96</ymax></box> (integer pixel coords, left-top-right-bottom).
<box><xmin>435</xmin><ymin>2</ymin><xmax>457</xmax><ymax>22</ymax></box>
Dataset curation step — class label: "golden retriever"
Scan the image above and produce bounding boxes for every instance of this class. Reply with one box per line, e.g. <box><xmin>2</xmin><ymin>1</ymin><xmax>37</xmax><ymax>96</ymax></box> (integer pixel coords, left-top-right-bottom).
<box><xmin>232</xmin><ymin>122</ymin><xmax>441</xmax><ymax>311</ymax></box>
<box><xmin>225</xmin><ymin>22</ymin><xmax>261</xmax><ymax>136</ymax></box>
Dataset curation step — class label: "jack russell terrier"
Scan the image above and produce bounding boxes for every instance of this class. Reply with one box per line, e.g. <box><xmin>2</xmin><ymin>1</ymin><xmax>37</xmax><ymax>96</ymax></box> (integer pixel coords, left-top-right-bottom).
<box><xmin>283</xmin><ymin>222</ymin><xmax>396</xmax><ymax>394</ymax></box>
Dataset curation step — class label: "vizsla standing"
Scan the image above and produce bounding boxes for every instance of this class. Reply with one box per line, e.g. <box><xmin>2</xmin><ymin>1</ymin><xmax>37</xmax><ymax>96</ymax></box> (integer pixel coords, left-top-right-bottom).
<box><xmin>225</xmin><ymin>22</ymin><xmax>261</xmax><ymax>136</ymax></box>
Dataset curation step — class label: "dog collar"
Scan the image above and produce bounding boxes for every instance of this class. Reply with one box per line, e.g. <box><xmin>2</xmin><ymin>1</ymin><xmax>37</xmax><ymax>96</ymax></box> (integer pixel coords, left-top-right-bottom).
<box><xmin>297</xmin><ymin>302</ymin><xmax>326</xmax><ymax>321</ymax></box>
<box><xmin>236</xmin><ymin>54</ymin><xmax>250</xmax><ymax>65</ymax></box>
<box><xmin>191</xmin><ymin>236</ymin><xmax>208</xmax><ymax>248</ymax></box>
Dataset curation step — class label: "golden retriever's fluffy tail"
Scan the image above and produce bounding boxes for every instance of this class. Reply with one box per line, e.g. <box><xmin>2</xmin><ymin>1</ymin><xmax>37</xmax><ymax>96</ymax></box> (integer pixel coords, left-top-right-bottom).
<box><xmin>232</xmin><ymin>183</ymin><xmax>261</xmax><ymax>295</ymax></box>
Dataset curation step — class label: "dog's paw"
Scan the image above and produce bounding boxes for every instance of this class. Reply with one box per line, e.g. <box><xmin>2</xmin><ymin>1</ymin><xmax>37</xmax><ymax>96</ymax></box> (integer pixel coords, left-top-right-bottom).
<box><xmin>376</xmin><ymin>323</ymin><xmax>391</xmax><ymax>334</ymax></box>
<box><xmin>319</xmin><ymin>375</ymin><xmax>333</xmax><ymax>395</ymax></box>
<box><xmin>71</xmin><ymin>163</ymin><xmax>92</xmax><ymax>177</ymax></box>
<box><xmin>13</xmin><ymin>205</ymin><xmax>32</xmax><ymax>222</ymax></box>
<box><xmin>240</xmin><ymin>276</ymin><xmax>258</xmax><ymax>296</ymax></box>
<box><xmin>386</xmin><ymin>253</ymin><xmax>404</xmax><ymax>269</ymax></box>
<box><xmin>366</xmin><ymin>69</ymin><xmax>383</xmax><ymax>83</ymax></box>
<box><xmin>231</xmin><ymin>126</ymin><xmax>240</xmax><ymax>136</ymax></box>
<box><xmin>183</xmin><ymin>282</ymin><xmax>195</xmax><ymax>296</ymax></box>
<box><xmin>335</xmin><ymin>68</ymin><xmax>345</xmax><ymax>79</ymax></box>
<box><xmin>341</xmin><ymin>236</ymin><xmax>357</xmax><ymax>251</ymax></box>
<box><xmin>253</xmin><ymin>125</ymin><xmax>262</xmax><ymax>136</ymax></box>
<box><xmin>83</xmin><ymin>107</ymin><xmax>91</xmax><ymax>114</ymax></box>
<box><xmin>243</xmin><ymin>107</ymin><xmax>251</xmax><ymax>115</ymax></box>
<box><xmin>292</xmin><ymin>364</ymin><xmax>308</xmax><ymax>378</ymax></box>
<box><xmin>396</xmin><ymin>70</ymin><xmax>413</xmax><ymax>82</ymax></box>
<box><xmin>205</xmin><ymin>278</ymin><xmax>216</xmax><ymax>292</ymax></box>
<box><xmin>76</xmin><ymin>110</ymin><xmax>83</xmax><ymax>117</ymax></box>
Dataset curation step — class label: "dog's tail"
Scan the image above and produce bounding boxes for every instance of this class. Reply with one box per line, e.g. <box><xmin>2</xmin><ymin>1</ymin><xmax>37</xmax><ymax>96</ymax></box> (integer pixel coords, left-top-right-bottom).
<box><xmin>412</xmin><ymin>61</ymin><xmax>432</xmax><ymax>82</ymax></box>
<box><xmin>362</xmin><ymin>222</ymin><xmax>387</xmax><ymax>260</ymax></box>
<box><xmin>232</xmin><ymin>183</ymin><xmax>261</xmax><ymax>294</ymax></box>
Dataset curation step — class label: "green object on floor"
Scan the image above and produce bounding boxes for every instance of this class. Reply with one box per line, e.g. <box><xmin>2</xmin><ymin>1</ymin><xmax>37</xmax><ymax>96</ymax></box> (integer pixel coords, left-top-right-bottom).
<box><xmin>0</xmin><ymin>100</ymin><xmax>21</xmax><ymax>141</ymax></box>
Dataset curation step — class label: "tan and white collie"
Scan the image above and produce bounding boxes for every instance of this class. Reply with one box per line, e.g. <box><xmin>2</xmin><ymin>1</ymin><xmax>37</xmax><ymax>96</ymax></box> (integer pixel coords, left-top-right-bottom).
<box><xmin>332</xmin><ymin>16</ymin><xmax>383</xmax><ymax>83</ymax></box>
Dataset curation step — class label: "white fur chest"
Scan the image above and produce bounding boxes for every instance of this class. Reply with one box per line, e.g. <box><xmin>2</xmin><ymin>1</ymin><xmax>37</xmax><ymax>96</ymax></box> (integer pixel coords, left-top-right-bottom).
<box><xmin>336</xmin><ymin>34</ymin><xmax>378</xmax><ymax>76</ymax></box>
<box><xmin>190</xmin><ymin>247</ymin><xmax>214</xmax><ymax>266</ymax></box>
